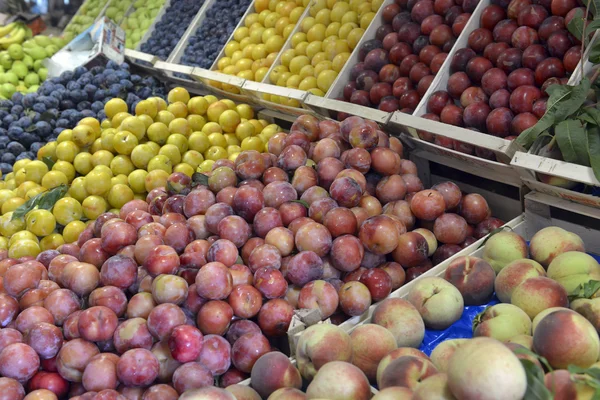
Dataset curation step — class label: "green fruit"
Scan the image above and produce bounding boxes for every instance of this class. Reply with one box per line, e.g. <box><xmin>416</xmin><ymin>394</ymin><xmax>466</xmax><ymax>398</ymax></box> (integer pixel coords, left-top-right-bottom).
<box><xmin>115</xmin><ymin>12</ymin><xmax>124</xmax><ymax>21</ymax></box>
<box><xmin>34</xmin><ymin>35</ymin><xmax>52</xmax><ymax>47</ymax></box>
<box><xmin>141</xmin><ymin>19</ymin><xmax>152</xmax><ymax>30</ymax></box>
<box><xmin>0</xmin><ymin>75</ymin><xmax>5</xmax><ymax>84</ymax></box>
<box><xmin>24</xmin><ymin>46</ymin><xmax>46</xmax><ymax>60</ymax></box>
<box><xmin>0</xmin><ymin>83</ymin><xmax>16</xmax><ymax>98</ymax></box>
<box><xmin>16</xmin><ymin>84</ymin><xmax>27</xmax><ymax>92</ymax></box>
<box><xmin>24</xmin><ymin>72</ymin><xmax>40</xmax><ymax>87</ymax></box>
<box><xmin>11</xmin><ymin>62</ymin><xmax>28</xmax><ymax>79</ymax></box>
<box><xmin>27</xmin><ymin>85</ymin><xmax>39</xmax><ymax>93</ymax></box>
<box><xmin>4</xmin><ymin>72</ymin><xmax>18</xmax><ymax>85</ymax></box>
<box><xmin>45</xmin><ymin>45</ymin><xmax>58</xmax><ymax>57</ymax></box>
<box><xmin>33</xmin><ymin>59</ymin><xmax>43</xmax><ymax>72</ymax></box>
<box><xmin>105</xmin><ymin>6</ymin><xmax>119</xmax><ymax>19</ymax></box>
<box><xmin>38</xmin><ymin>68</ymin><xmax>47</xmax><ymax>81</ymax></box>
<box><xmin>23</xmin><ymin>41</ymin><xmax>37</xmax><ymax>48</ymax></box>
<box><xmin>7</xmin><ymin>44</ymin><xmax>23</xmax><ymax>60</ymax></box>
<box><xmin>0</xmin><ymin>66</ymin><xmax>4</xmax><ymax>74</ymax></box>
<box><xmin>22</xmin><ymin>54</ymin><xmax>33</xmax><ymax>68</ymax></box>
<box><xmin>0</xmin><ymin>53</ymin><xmax>12</xmax><ymax>70</ymax></box>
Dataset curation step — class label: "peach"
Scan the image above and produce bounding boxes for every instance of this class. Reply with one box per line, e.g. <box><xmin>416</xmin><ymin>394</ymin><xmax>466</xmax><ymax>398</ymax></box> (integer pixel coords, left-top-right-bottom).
<box><xmin>447</xmin><ymin>337</ymin><xmax>527</xmax><ymax>400</ymax></box>
<box><xmin>533</xmin><ymin>309</ymin><xmax>600</xmax><ymax>368</ymax></box>
<box><xmin>376</xmin><ymin>347</ymin><xmax>430</xmax><ymax>385</ymax></box>
<box><xmin>350</xmin><ymin>324</ymin><xmax>397</xmax><ymax>382</ymax></box>
<box><xmin>372</xmin><ymin>298</ymin><xmax>425</xmax><ymax>348</ymax></box>
<box><xmin>473</xmin><ymin>303</ymin><xmax>532</xmax><ymax>341</ymax></box>
<box><xmin>267</xmin><ymin>387</ymin><xmax>307</xmax><ymax>399</ymax></box>
<box><xmin>406</xmin><ymin>277</ymin><xmax>464</xmax><ymax>329</ymax></box>
<box><xmin>372</xmin><ymin>387</ymin><xmax>414</xmax><ymax>400</ymax></box>
<box><xmin>378</xmin><ymin>355</ymin><xmax>438</xmax><ymax>390</ymax></box>
<box><xmin>295</xmin><ymin>324</ymin><xmax>352</xmax><ymax>380</ymax></box>
<box><xmin>305</xmin><ymin>361</ymin><xmax>371</xmax><ymax>400</ymax></box>
<box><xmin>544</xmin><ymin>370</ymin><xmax>596</xmax><ymax>400</ymax></box>
<box><xmin>482</xmin><ymin>231</ymin><xmax>528</xmax><ymax>273</ymax></box>
<box><xmin>444</xmin><ymin>256</ymin><xmax>495</xmax><ymax>305</ymax></box>
<box><xmin>430</xmin><ymin>339</ymin><xmax>468</xmax><ymax>372</ymax></box>
<box><xmin>529</xmin><ymin>227</ymin><xmax>585</xmax><ymax>268</ymax></box>
<box><xmin>571</xmin><ymin>297</ymin><xmax>600</xmax><ymax>332</ymax></box>
<box><xmin>494</xmin><ymin>259</ymin><xmax>545</xmax><ymax>303</ymax></box>
<box><xmin>225</xmin><ymin>384</ymin><xmax>261</xmax><ymax>400</ymax></box>
<box><xmin>532</xmin><ymin>307</ymin><xmax>574</xmax><ymax>334</ymax></box>
<box><xmin>511</xmin><ymin>277</ymin><xmax>569</xmax><ymax>318</ymax></box>
<box><xmin>547</xmin><ymin>251</ymin><xmax>600</xmax><ymax>294</ymax></box>
<box><xmin>250</xmin><ymin>352</ymin><xmax>301</xmax><ymax>398</ymax></box>
<box><xmin>413</xmin><ymin>373</ymin><xmax>455</xmax><ymax>400</ymax></box>
<box><xmin>506</xmin><ymin>334</ymin><xmax>534</xmax><ymax>349</ymax></box>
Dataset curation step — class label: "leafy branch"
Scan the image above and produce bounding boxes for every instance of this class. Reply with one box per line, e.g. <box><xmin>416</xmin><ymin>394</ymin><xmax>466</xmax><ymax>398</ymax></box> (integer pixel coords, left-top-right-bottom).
<box><xmin>11</xmin><ymin>185</ymin><xmax>69</xmax><ymax>221</ymax></box>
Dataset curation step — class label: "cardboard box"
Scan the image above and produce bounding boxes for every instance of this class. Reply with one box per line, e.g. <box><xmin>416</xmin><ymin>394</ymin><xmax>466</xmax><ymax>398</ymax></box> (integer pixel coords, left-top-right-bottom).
<box><xmin>45</xmin><ymin>17</ymin><xmax>124</xmax><ymax>77</ymax></box>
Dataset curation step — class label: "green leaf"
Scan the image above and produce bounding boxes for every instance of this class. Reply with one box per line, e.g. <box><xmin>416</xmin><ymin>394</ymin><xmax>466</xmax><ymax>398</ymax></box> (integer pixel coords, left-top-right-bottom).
<box><xmin>569</xmin><ymin>280</ymin><xmax>600</xmax><ymax>301</ymax></box>
<box><xmin>191</xmin><ymin>172</ymin><xmax>209</xmax><ymax>187</ymax></box>
<box><xmin>591</xmin><ymin>40</ymin><xmax>600</xmax><ymax>65</ymax></box>
<box><xmin>555</xmin><ymin>119</ymin><xmax>591</xmax><ymax>166</ymax></box>
<box><xmin>472</xmin><ymin>307</ymin><xmax>487</xmax><ymax>331</ymax></box>
<box><xmin>567</xmin><ymin>8</ymin><xmax>586</xmax><ymax>42</ymax></box>
<box><xmin>512</xmin><ymin>347</ymin><xmax>554</xmax><ymax>372</ymax></box>
<box><xmin>582</xmin><ymin>108</ymin><xmax>600</xmax><ymax>126</ymax></box>
<box><xmin>517</xmin><ymin>80</ymin><xmax>591</xmax><ymax>148</ymax></box>
<box><xmin>520</xmin><ymin>359</ymin><xmax>553</xmax><ymax>400</ymax></box>
<box><xmin>42</xmin><ymin>156</ymin><xmax>55</xmax><ymax>170</ymax></box>
<box><xmin>587</xmin><ymin>20</ymin><xmax>600</xmax><ymax>37</ymax></box>
<box><xmin>11</xmin><ymin>185</ymin><xmax>68</xmax><ymax>221</ymax></box>
<box><xmin>568</xmin><ymin>366</ymin><xmax>600</xmax><ymax>381</ymax></box>
<box><xmin>591</xmin><ymin>0</ymin><xmax>600</xmax><ymax>18</ymax></box>
<box><xmin>589</xmin><ymin>126</ymin><xmax>600</xmax><ymax>181</ymax></box>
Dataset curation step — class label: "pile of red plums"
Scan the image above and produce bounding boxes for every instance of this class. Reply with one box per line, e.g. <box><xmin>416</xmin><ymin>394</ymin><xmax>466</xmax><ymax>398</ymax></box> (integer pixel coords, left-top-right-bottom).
<box><xmin>0</xmin><ymin>114</ymin><xmax>503</xmax><ymax>399</ymax></box>
<box><xmin>421</xmin><ymin>0</ymin><xmax>584</xmax><ymax>151</ymax></box>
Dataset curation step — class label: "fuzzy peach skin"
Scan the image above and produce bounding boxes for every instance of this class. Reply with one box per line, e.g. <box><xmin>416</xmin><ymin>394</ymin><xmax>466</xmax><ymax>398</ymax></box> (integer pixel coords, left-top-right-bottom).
<box><xmin>430</xmin><ymin>339</ymin><xmax>468</xmax><ymax>373</ymax></box>
<box><xmin>447</xmin><ymin>337</ymin><xmax>527</xmax><ymax>400</ymax></box>
<box><xmin>376</xmin><ymin>347</ymin><xmax>430</xmax><ymax>385</ymax></box>
<box><xmin>533</xmin><ymin>309</ymin><xmax>600</xmax><ymax>369</ymax></box>
<box><xmin>305</xmin><ymin>361</ymin><xmax>371</xmax><ymax>400</ymax></box>
<box><xmin>350</xmin><ymin>324</ymin><xmax>397</xmax><ymax>382</ymax></box>
<box><xmin>494</xmin><ymin>259</ymin><xmax>545</xmax><ymax>303</ymax></box>
<box><xmin>371</xmin><ymin>298</ymin><xmax>425</xmax><ymax>348</ymax></box>
<box><xmin>529</xmin><ymin>227</ymin><xmax>584</xmax><ymax>268</ymax></box>
<box><xmin>377</xmin><ymin>355</ymin><xmax>438</xmax><ymax>390</ymax></box>
<box><xmin>547</xmin><ymin>251</ymin><xmax>600</xmax><ymax>294</ymax></box>
<box><xmin>482</xmin><ymin>231</ymin><xmax>528</xmax><ymax>273</ymax></box>
<box><xmin>406</xmin><ymin>277</ymin><xmax>464</xmax><ymax>330</ymax></box>
<box><xmin>444</xmin><ymin>256</ymin><xmax>496</xmax><ymax>305</ymax></box>
<box><xmin>511</xmin><ymin>277</ymin><xmax>569</xmax><ymax>319</ymax></box>
<box><xmin>295</xmin><ymin>324</ymin><xmax>352</xmax><ymax>381</ymax></box>
<box><xmin>473</xmin><ymin>303</ymin><xmax>532</xmax><ymax>342</ymax></box>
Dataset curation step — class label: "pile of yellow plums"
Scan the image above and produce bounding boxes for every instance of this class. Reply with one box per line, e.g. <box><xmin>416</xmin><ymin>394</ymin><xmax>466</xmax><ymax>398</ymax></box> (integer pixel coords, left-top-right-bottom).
<box><xmin>267</xmin><ymin>0</ymin><xmax>382</xmax><ymax>104</ymax></box>
<box><xmin>213</xmin><ymin>0</ymin><xmax>310</xmax><ymax>93</ymax></box>
<box><xmin>0</xmin><ymin>87</ymin><xmax>280</xmax><ymax>258</ymax></box>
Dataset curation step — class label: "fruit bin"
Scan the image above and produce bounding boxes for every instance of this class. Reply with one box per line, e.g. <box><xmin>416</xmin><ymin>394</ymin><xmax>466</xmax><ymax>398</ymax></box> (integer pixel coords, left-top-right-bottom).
<box><xmin>332</xmin><ymin>189</ymin><xmax>600</xmax><ymax>338</ymax></box>
<box><xmin>63</xmin><ymin>0</ymin><xmax>112</xmax><ymax>35</ymax></box>
<box><xmin>286</xmin><ymin>209</ymin><xmax>524</xmax><ymax>357</ymax></box>
<box><xmin>222</xmin><ymin>3</ymin><xmax>315</xmax><ymax>116</ymax></box>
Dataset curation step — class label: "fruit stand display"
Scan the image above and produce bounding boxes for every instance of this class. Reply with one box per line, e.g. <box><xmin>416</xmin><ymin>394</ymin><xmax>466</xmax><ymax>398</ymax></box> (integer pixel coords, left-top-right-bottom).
<box><xmin>121</xmin><ymin>0</ymin><xmax>168</xmax><ymax>50</ymax></box>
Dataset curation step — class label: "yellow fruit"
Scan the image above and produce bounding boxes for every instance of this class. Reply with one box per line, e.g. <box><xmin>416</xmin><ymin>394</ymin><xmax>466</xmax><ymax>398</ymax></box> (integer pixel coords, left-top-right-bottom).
<box><xmin>168</xmin><ymin>87</ymin><xmax>191</xmax><ymax>104</ymax></box>
<box><xmin>299</xmin><ymin>76</ymin><xmax>318</xmax><ymax>90</ymax></box>
<box><xmin>119</xmin><ymin>116</ymin><xmax>146</xmax><ymax>140</ymax></box>
<box><xmin>159</xmin><ymin>144</ymin><xmax>182</xmax><ymax>166</ymax></box>
<box><xmin>235</xmin><ymin>121</ymin><xmax>255</xmax><ymax>141</ymax></box>
<box><xmin>188</xmin><ymin>96</ymin><xmax>209</xmax><ymax>115</ymax></box>
<box><xmin>112</xmin><ymin>112</ymin><xmax>132</xmax><ymax>128</ymax></box>
<box><xmin>1</xmin><ymin>197</ymin><xmax>25</xmax><ymax>214</ymax></box>
<box><xmin>82</xmin><ymin>195</ymin><xmax>108</xmax><ymax>220</ymax></box>
<box><xmin>113</xmin><ymin>131</ymin><xmax>139</xmax><ymax>155</ymax></box>
<box><xmin>205</xmin><ymin>146</ymin><xmax>227</xmax><ymax>161</ymax></box>
<box><xmin>147</xmin><ymin>122</ymin><xmax>170</xmax><ymax>145</ymax></box>
<box><xmin>135</xmin><ymin>99</ymin><xmax>158</xmax><ymax>119</ymax></box>
<box><xmin>218</xmin><ymin>110</ymin><xmax>241</xmax><ymax>133</ymax></box>
<box><xmin>26</xmin><ymin>209</ymin><xmax>56</xmax><ymax>237</ymax></box>
<box><xmin>9</xmin><ymin>231</ymin><xmax>38</xmax><ymax>247</ymax></box>
<box><xmin>68</xmin><ymin>177</ymin><xmax>88</xmax><ymax>203</ymax></box>
<box><xmin>23</xmin><ymin>160</ymin><xmax>48</xmax><ymax>184</ymax></box>
<box><xmin>207</xmin><ymin>101</ymin><xmax>229</xmax><ymax>123</ymax></box>
<box><xmin>360</xmin><ymin>12</ymin><xmax>376</xmax><ymax>29</ymax></box>
<box><xmin>52</xmin><ymin>161</ymin><xmax>76</xmax><ymax>182</ymax></box>
<box><xmin>41</xmin><ymin>170</ymin><xmax>68</xmax><ymax>189</ymax></box>
<box><xmin>85</xmin><ymin>170</ymin><xmax>111</xmax><ymax>196</ymax></box>
<box><xmin>0</xmin><ymin>237</ymin><xmax>7</xmax><ymax>250</ymax></box>
<box><xmin>198</xmin><ymin>160</ymin><xmax>215</xmax><ymax>173</ymax></box>
<box><xmin>187</xmin><ymin>115</ymin><xmax>206</xmax><ymax>132</ymax></box>
<box><xmin>16</xmin><ymin>182</ymin><xmax>38</xmax><ymax>199</ymax></box>
<box><xmin>188</xmin><ymin>132</ymin><xmax>211</xmax><ymax>154</ymax></box>
<box><xmin>108</xmin><ymin>184</ymin><xmax>134</xmax><ymax>208</ymax></box>
<box><xmin>111</xmin><ymin>174</ymin><xmax>128</xmax><ymax>187</ymax></box>
<box><xmin>144</xmin><ymin>169</ymin><xmax>169</xmax><ymax>192</ymax></box>
<box><xmin>53</xmin><ymin>197</ymin><xmax>83</xmax><ymax>226</ymax></box>
<box><xmin>156</xmin><ymin>110</ymin><xmax>176</xmax><ymax>126</ymax></box>
<box><xmin>73</xmin><ymin>152</ymin><xmax>93</xmax><ymax>175</ymax></box>
<box><xmin>63</xmin><ymin>220</ymin><xmax>86</xmax><ymax>243</ymax></box>
<box><xmin>348</xmin><ymin>27</ymin><xmax>365</xmax><ymax>49</ymax></box>
<box><xmin>91</xmin><ymin>150</ymin><xmax>114</xmax><ymax>167</ymax></box>
<box><xmin>332</xmin><ymin>52</ymin><xmax>350</xmax><ymax>72</ymax></box>
<box><xmin>147</xmin><ymin>154</ymin><xmax>173</xmax><ymax>174</ymax></box>
<box><xmin>241</xmin><ymin>136</ymin><xmax>264</xmax><ymax>152</ymax></box>
<box><xmin>37</xmin><ymin>142</ymin><xmax>57</xmax><ymax>162</ymax></box>
<box><xmin>128</xmin><ymin>169</ymin><xmax>148</xmax><ymax>194</ymax></box>
<box><xmin>9</xmin><ymin>239</ymin><xmax>40</xmax><ymax>258</ymax></box>
<box><xmin>55</xmin><ymin>141</ymin><xmax>79</xmax><ymax>163</ymax></box>
<box><xmin>110</xmin><ymin>155</ymin><xmax>135</xmax><ymax>176</ymax></box>
<box><xmin>105</xmin><ymin>98</ymin><xmax>128</xmax><ymax>120</ymax></box>
<box><xmin>169</xmin><ymin>118</ymin><xmax>191</xmax><ymax>137</ymax></box>
<box><xmin>25</xmin><ymin>187</ymin><xmax>46</xmax><ymax>200</ymax></box>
